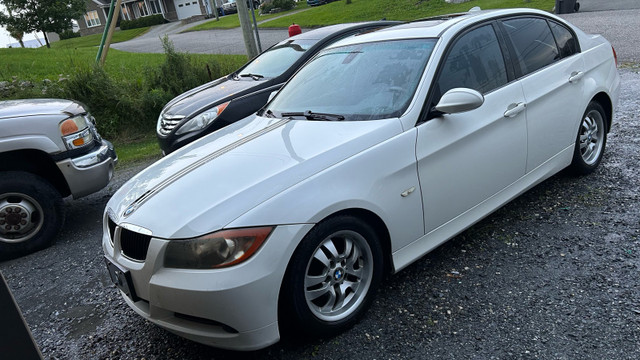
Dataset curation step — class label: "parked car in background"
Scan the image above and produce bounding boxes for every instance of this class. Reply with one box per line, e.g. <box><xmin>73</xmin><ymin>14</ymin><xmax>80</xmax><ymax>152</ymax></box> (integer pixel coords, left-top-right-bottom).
<box><xmin>156</xmin><ymin>21</ymin><xmax>398</xmax><ymax>154</ymax></box>
<box><xmin>307</xmin><ymin>0</ymin><xmax>335</xmax><ymax>6</ymax></box>
<box><xmin>105</xmin><ymin>8</ymin><xmax>619</xmax><ymax>350</ymax></box>
<box><xmin>1</xmin><ymin>99</ymin><xmax>117</xmax><ymax>259</ymax></box>
<box><xmin>222</xmin><ymin>0</ymin><xmax>260</xmax><ymax>14</ymax></box>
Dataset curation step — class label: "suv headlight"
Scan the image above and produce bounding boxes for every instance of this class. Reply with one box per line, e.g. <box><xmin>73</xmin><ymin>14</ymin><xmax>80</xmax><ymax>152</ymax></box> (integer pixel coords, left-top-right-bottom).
<box><xmin>60</xmin><ymin>115</ymin><xmax>94</xmax><ymax>150</ymax></box>
<box><xmin>164</xmin><ymin>226</ymin><xmax>274</xmax><ymax>269</ymax></box>
<box><xmin>175</xmin><ymin>102</ymin><xmax>229</xmax><ymax>136</ymax></box>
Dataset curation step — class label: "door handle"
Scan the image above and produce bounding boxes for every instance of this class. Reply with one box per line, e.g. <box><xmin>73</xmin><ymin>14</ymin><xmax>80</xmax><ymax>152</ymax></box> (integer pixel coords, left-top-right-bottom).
<box><xmin>503</xmin><ymin>102</ymin><xmax>526</xmax><ymax>118</ymax></box>
<box><xmin>569</xmin><ymin>71</ymin><xmax>584</xmax><ymax>83</ymax></box>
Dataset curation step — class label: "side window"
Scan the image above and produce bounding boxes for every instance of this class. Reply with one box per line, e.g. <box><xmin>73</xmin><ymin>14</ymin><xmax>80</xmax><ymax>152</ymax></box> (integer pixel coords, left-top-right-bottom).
<box><xmin>549</xmin><ymin>20</ymin><xmax>579</xmax><ymax>59</ymax></box>
<box><xmin>434</xmin><ymin>24</ymin><xmax>508</xmax><ymax>106</ymax></box>
<box><xmin>502</xmin><ymin>17</ymin><xmax>558</xmax><ymax>76</ymax></box>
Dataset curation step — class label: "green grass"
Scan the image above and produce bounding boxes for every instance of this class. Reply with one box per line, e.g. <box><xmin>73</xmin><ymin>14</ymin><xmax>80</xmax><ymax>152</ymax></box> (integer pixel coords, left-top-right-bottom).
<box><xmin>113</xmin><ymin>135</ymin><xmax>162</xmax><ymax>165</ymax></box>
<box><xmin>261</xmin><ymin>0</ymin><xmax>555</xmax><ymax>28</ymax></box>
<box><xmin>0</xmin><ymin>47</ymin><xmax>247</xmax><ymax>82</ymax></box>
<box><xmin>185</xmin><ymin>2</ymin><xmax>310</xmax><ymax>31</ymax></box>
<box><xmin>51</xmin><ymin>27</ymin><xmax>151</xmax><ymax>49</ymax></box>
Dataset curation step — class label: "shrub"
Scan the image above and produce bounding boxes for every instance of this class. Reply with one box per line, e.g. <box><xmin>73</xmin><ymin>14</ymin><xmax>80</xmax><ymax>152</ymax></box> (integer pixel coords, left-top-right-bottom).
<box><xmin>2</xmin><ymin>37</ymin><xmax>230</xmax><ymax>139</ymax></box>
<box><xmin>274</xmin><ymin>0</ymin><xmax>295</xmax><ymax>10</ymax></box>
<box><xmin>120</xmin><ymin>14</ymin><xmax>165</xmax><ymax>30</ymax></box>
<box><xmin>59</xmin><ymin>29</ymin><xmax>81</xmax><ymax>40</ymax></box>
<box><xmin>262</xmin><ymin>0</ymin><xmax>295</xmax><ymax>13</ymax></box>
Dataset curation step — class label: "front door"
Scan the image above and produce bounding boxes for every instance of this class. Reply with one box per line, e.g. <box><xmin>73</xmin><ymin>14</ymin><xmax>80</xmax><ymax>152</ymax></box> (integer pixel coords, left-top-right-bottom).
<box><xmin>416</xmin><ymin>23</ymin><xmax>528</xmax><ymax>236</ymax></box>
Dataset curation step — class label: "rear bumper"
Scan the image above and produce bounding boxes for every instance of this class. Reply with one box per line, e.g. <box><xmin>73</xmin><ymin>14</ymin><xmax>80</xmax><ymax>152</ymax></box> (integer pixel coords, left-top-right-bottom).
<box><xmin>57</xmin><ymin>139</ymin><xmax>117</xmax><ymax>199</ymax></box>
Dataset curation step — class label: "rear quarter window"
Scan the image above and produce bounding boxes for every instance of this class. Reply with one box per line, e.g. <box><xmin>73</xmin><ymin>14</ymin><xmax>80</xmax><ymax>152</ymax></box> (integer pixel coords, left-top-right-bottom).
<box><xmin>549</xmin><ymin>20</ymin><xmax>579</xmax><ymax>59</ymax></box>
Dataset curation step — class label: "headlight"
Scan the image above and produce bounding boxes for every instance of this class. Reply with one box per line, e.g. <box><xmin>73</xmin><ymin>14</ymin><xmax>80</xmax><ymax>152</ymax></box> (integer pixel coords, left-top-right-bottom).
<box><xmin>60</xmin><ymin>115</ymin><xmax>94</xmax><ymax>150</ymax></box>
<box><xmin>164</xmin><ymin>226</ymin><xmax>274</xmax><ymax>269</ymax></box>
<box><xmin>175</xmin><ymin>102</ymin><xmax>230</xmax><ymax>136</ymax></box>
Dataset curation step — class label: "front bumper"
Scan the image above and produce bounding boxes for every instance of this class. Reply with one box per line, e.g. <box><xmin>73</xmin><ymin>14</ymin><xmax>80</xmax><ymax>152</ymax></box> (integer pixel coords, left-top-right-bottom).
<box><xmin>102</xmin><ymin>223</ymin><xmax>313</xmax><ymax>351</ymax></box>
<box><xmin>57</xmin><ymin>139</ymin><xmax>117</xmax><ymax>199</ymax></box>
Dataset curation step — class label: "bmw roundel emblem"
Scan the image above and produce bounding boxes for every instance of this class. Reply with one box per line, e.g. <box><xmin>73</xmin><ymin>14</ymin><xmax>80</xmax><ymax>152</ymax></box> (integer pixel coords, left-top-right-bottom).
<box><xmin>124</xmin><ymin>205</ymin><xmax>136</xmax><ymax>216</ymax></box>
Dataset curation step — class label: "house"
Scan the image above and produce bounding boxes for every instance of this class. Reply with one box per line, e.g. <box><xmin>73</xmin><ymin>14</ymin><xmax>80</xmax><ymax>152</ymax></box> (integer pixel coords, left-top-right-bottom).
<box><xmin>77</xmin><ymin>0</ymin><xmax>224</xmax><ymax>36</ymax></box>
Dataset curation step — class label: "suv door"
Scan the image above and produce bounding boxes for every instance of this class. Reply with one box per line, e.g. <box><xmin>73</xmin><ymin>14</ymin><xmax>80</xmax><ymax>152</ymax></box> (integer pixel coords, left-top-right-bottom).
<box><xmin>500</xmin><ymin>16</ymin><xmax>585</xmax><ymax>172</ymax></box>
<box><xmin>416</xmin><ymin>23</ymin><xmax>527</xmax><ymax>235</ymax></box>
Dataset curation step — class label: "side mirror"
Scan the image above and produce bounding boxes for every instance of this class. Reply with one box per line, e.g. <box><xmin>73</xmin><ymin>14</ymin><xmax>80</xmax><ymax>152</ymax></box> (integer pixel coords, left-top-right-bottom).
<box><xmin>268</xmin><ymin>90</ymin><xmax>278</xmax><ymax>102</ymax></box>
<box><xmin>434</xmin><ymin>88</ymin><xmax>484</xmax><ymax>114</ymax></box>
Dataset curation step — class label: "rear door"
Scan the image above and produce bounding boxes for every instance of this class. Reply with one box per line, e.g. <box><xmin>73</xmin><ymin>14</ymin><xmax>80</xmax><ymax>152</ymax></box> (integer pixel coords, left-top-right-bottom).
<box><xmin>499</xmin><ymin>16</ymin><xmax>585</xmax><ymax>172</ymax></box>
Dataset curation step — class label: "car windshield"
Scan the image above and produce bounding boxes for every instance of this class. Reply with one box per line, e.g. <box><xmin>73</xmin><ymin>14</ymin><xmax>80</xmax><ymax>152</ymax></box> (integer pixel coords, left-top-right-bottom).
<box><xmin>238</xmin><ymin>39</ymin><xmax>316</xmax><ymax>79</ymax></box>
<box><xmin>266</xmin><ymin>38</ymin><xmax>437</xmax><ymax>121</ymax></box>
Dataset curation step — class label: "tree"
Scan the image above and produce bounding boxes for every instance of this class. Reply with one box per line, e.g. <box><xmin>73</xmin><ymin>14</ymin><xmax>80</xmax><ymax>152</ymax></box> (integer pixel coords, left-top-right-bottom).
<box><xmin>7</xmin><ymin>23</ymin><xmax>24</xmax><ymax>47</ymax></box>
<box><xmin>0</xmin><ymin>0</ymin><xmax>85</xmax><ymax>48</ymax></box>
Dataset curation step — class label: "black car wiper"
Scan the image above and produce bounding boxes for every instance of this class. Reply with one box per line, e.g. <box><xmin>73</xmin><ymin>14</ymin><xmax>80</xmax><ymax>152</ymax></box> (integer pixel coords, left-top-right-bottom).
<box><xmin>264</xmin><ymin>109</ymin><xmax>276</xmax><ymax>118</ymax></box>
<box><xmin>280</xmin><ymin>110</ymin><xmax>345</xmax><ymax>121</ymax></box>
<box><xmin>239</xmin><ymin>73</ymin><xmax>264</xmax><ymax>80</ymax></box>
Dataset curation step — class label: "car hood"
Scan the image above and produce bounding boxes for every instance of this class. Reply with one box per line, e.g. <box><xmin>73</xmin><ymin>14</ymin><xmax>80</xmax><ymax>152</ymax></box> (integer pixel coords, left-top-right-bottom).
<box><xmin>161</xmin><ymin>76</ymin><xmax>270</xmax><ymax>118</ymax></box>
<box><xmin>0</xmin><ymin>99</ymin><xmax>85</xmax><ymax>121</ymax></box>
<box><xmin>107</xmin><ymin>116</ymin><xmax>403</xmax><ymax>239</ymax></box>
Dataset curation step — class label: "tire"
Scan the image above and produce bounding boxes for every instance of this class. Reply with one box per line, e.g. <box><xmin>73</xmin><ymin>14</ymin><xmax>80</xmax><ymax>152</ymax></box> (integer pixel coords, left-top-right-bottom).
<box><xmin>0</xmin><ymin>171</ymin><xmax>64</xmax><ymax>259</ymax></box>
<box><xmin>280</xmin><ymin>215</ymin><xmax>383</xmax><ymax>337</ymax></box>
<box><xmin>569</xmin><ymin>101</ymin><xmax>607</xmax><ymax>175</ymax></box>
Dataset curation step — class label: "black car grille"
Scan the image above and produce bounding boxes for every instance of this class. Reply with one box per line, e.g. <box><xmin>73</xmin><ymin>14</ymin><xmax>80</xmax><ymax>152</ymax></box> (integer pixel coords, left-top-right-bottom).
<box><xmin>107</xmin><ymin>216</ymin><xmax>152</xmax><ymax>261</ymax></box>
<box><xmin>120</xmin><ymin>228</ymin><xmax>152</xmax><ymax>261</ymax></box>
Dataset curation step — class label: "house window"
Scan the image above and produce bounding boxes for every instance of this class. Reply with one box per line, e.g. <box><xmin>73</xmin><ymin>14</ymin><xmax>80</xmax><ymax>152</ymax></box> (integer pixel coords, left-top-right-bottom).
<box><xmin>84</xmin><ymin>10</ymin><xmax>101</xmax><ymax>28</ymax></box>
<box><xmin>148</xmin><ymin>0</ymin><xmax>163</xmax><ymax>14</ymax></box>
<box><xmin>121</xmin><ymin>4</ymin><xmax>131</xmax><ymax>20</ymax></box>
<box><xmin>136</xmin><ymin>1</ymin><xmax>149</xmax><ymax>17</ymax></box>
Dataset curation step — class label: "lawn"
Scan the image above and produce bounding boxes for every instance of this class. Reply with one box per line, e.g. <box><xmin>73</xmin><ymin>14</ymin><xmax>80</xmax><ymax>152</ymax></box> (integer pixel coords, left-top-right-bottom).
<box><xmin>186</xmin><ymin>2</ymin><xmax>310</xmax><ymax>31</ymax></box>
<box><xmin>0</xmin><ymin>47</ymin><xmax>247</xmax><ymax>82</ymax></box>
<box><xmin>261</xmin><ymin>0</ymin><xmax>555</xmax><ymax>27</ymax></box>
<box><xmin>51</xmin><ymin>27</ymin><xmax>151</xmax><ymax>49</ymax></box>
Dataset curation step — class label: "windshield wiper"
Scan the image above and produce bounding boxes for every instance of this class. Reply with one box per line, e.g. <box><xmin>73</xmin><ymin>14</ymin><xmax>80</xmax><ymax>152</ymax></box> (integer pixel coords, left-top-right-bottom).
<box><xmin>239</xmin><ymin>73</ymin><xmax>264</xmax><ymax>80</ymax></box>
<box><xmin>264</xmin><ymin>109</ymin><xmax>276</xmax><ymax>118</ymax></box>
<box><xmin>280</xmin><ymin>110</ymin><xmax>345</xmax><ymax>121</ymax></box>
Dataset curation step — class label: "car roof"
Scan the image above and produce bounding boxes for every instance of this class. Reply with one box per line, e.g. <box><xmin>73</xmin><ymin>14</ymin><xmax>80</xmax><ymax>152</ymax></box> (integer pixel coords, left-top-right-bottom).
<box><xmin>328</xmin><ymin>8</ymin><xmax>561</xmax><ymax>47</ymax></box>
<box><xmin>289</xmin><ymin>21</ymin><xmax>400</xmax><ymax>41</ymax></box>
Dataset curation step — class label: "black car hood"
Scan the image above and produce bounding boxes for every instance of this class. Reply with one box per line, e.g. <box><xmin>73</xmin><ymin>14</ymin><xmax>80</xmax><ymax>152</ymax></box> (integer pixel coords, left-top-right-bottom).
<box><xmin>161</xmin><ymin>76</ymin><xmax>272</xmax><ymax>118</ymax></box>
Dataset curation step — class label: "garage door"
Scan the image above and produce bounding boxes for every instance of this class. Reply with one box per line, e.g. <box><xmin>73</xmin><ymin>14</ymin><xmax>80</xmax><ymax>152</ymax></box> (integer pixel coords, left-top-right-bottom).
<box><xmin>175</xmin><ymin>0</ymin><xmax>202</xmax><ymax>19</ymax></box>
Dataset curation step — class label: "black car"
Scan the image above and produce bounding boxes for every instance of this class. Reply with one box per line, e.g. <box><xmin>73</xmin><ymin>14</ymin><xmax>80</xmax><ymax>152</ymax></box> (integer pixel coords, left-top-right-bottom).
<box><xmin>156</xmin><ymin>21</ymin><xmax>398</xmax><ymax>154</ymax></box>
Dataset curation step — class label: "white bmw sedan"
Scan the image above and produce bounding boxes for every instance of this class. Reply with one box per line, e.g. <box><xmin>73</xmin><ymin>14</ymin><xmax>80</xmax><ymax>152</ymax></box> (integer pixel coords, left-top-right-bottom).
<box><xmin>103</xmin><ymin>8</ymin><xmax>620</xmax><ymax>351</ymax></box>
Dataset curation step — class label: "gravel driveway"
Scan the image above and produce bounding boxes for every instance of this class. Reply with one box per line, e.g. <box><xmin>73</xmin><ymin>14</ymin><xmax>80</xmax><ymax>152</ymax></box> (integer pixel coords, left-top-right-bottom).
<box><xmin>2</xmin><ymin>12</ymin><xmax>640</xmax><ymax>360</ymax></box>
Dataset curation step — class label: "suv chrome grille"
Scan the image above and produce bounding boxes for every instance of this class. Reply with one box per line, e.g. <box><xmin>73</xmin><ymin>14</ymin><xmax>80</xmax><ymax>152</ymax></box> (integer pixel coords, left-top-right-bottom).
<box><xmin>120</xmin><ymin>228</ymin><xmax>152</xmax><ymax>261</ymax></box>
<box><xmin>159</xmin><ymin>114</ymin><xmax>185</xmax><ymax>135</ymax></box>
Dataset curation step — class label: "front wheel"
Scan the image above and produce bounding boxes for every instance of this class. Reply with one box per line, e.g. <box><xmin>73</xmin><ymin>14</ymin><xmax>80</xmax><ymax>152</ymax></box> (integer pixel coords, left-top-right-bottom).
<box><xmin>0</xmin><ymin>172</ymin><xmax>64</xmax><ymax>259</ymax></box>
<box><xmin>569</xmin><ymin>101</ymin><xmax>607</xmax><ymax>175</ymax></box>
<box><xmin>280</xmin><ymin>215</ymin><xmax>383</xmax><ymax>337</ymax></box>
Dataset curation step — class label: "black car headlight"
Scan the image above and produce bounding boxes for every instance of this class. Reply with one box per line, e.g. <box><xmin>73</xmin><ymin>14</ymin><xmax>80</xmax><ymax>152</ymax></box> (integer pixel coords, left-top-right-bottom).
<box><xmin>175</xmin><ymin>102</ymin><xmax>229</xmax><ymax>136</ymax></box>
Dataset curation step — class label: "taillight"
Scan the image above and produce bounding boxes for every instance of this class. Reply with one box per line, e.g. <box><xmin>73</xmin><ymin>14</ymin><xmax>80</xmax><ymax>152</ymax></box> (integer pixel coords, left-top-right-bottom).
<box><xmin>612</xmin><ymin>45</ymin><xmax>618</xmax><ymax>67</ymax></box>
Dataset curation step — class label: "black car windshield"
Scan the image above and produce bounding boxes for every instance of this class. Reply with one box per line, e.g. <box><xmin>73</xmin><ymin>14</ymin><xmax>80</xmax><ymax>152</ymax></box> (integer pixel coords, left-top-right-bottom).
<box><xmin>267</xmin><ymin>38</ymin><xmax>437</xmax><ymax>121</ymax></box>
<box><xmin>239</xmin><ymin>39</ymin><xmax>316</xmax><ymax>79</ymax></box>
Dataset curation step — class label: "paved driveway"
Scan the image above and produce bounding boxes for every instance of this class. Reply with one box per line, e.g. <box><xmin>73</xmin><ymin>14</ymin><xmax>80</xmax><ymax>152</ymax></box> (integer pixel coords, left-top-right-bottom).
<box><xmin>111</xmin><ymin>26</ymin><xmax>291</xmax><ymax>55</ymax></box>
<box><xmin>561</xmin><ymin>8</ymin><xmax>640</xmax><ymax>62</ymax></box>
<box><xmin>577</xmin><ymin>0</ymin><xmax>640</xmax><ymax>12</ymax></box>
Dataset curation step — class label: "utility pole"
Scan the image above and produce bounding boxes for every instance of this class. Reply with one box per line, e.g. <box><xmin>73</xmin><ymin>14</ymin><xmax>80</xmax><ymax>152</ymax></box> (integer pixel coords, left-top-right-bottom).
<box><xmin>100</xmin><ymin>0</ymin><xmax>123</xmax><ymax>65</ymax></box>
<box><xmin>236</xmin><ymin>0</ymin><xmax>258</xmax><ymax>58</ymax></box>
<box><xmin>209</xmin><ymin>0</ymin><xmax>219</xmax><ymax>21</ymax></box>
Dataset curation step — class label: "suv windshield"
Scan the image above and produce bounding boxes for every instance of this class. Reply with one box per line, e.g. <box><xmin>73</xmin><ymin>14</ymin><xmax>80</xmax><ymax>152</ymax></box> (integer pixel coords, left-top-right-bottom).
<box><xmin>267</xmin><ymin>39</ymin><xmax>436</xmax><ymax>121</ymax></box>
<box><xmin>239</xmin><ymin>39</ymin><xmax>316</xmax><ymax>79</ymax></box>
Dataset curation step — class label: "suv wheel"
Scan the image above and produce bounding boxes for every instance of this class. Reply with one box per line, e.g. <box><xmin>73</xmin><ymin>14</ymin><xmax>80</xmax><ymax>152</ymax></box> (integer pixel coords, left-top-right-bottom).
<box><xmin>0</xmin><ymin>172</ymin><xmax>64</xmax><ymax>259</ymax></box>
